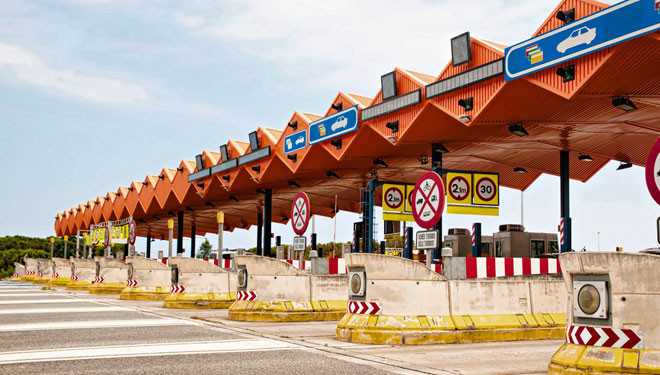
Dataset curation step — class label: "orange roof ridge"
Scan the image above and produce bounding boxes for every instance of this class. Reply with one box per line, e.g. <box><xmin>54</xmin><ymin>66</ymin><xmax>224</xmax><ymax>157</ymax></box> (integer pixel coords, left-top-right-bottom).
<box><xmin>301</xmin><ymin>112</ymin><xmax>322</xmax><ymax>122</ymax></box>
<box><xmin>404</xmin><ymin>69</ymin><xmax>437</xmax><ymax>84</ymax></box>
<box><xmin>344</xmin><ymin>93</ymin><xmax>373</xmax><ymax>108</ymax></box>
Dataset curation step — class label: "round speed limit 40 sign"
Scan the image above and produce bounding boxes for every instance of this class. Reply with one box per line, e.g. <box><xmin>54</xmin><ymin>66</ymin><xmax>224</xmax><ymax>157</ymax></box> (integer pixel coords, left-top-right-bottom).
<box><xmin>291</xmin><ymin>192</ymin><xmax>311</xmax><ymax>235</ymax></box>
<box><xmin>411</xmin><ymin>171</ymin><xmax>446</xmax><ymax>229</ymax></box>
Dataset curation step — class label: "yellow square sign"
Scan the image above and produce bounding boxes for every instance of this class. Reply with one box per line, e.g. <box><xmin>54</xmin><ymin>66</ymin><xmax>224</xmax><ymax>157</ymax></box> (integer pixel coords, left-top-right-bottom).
<box><xmin>405</xmin><ymin>184</ymin><xmax>415</xmax><ymax>213</ymax></box>
<box><xmin>446</xmin><ymin>172</ymin><xmax>472</xmax><ymax>205</ymax></box>
<box><xmin>383</xmin><ymin>184</ymin><xmax>406</xmax><ymax>212</ymax></box>
<box><xmin>473</xmin><ymin>173</ymin><xmax>499</xmax><ymax>206</ymax></box>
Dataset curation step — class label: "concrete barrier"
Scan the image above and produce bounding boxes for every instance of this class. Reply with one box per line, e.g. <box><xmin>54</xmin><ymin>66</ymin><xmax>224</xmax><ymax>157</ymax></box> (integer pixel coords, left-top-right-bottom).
<box><xmin>48</xmin><ymin>258</ymin><xmax>73</xmax><ymax>287</ymax></box>
<box><xmin>119</xmin><ymin>257</ymin><xmax>171</xmax><ymax>300</ymax></box>
<box><xmin>548</xmin><ymin>252</ymin><xmax>660</xmax><ymax>374</ymax></box>
<box><xmin>228</xmin><ymin>255</ymin><xmax>347</xmax><ymax>321</ymax></box>
<box><xmin>163</xmin><ymin>257</ymin><xmax>236</xmax><ymax>309</ymax></box>
<box><xmin>10</xmin><ymin>262</ymin><xmax>25</xmax><ymax>281</ymax></box>
<box><xmin>32</xmin><ymin>258</ymin><xmax>54</xmax><ymax>284</ymax></box>
<box><xmin>88</xmin><ymin>256</ymin><xmax>128</xmax><ymax>294</ymax></box>
<box><xmin>337</xmin><ymin>253</ymin><xmax>566</xmax><ymax>345</ymax></box>
<box><xmin>21</xmin><ymin>258</ymin><xmax>39</xmax><ymax>282</ymax></box>
<box><xmin>66</xmin><ymin>258</ymin><xmax>96</xmax><ymax>290</ymax></box>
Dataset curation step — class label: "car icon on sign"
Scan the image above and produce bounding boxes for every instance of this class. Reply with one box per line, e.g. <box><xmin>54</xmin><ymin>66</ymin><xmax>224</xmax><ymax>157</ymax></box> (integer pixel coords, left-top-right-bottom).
<box><xmin>556</xmin><ymin>26</ymin><xmax>596</xmax><ymax>53</ymax></box>
<box><xmin>295</xmin><ymin>136</ymin><xmax>304</xmax><ymax>145</ymax></box>
<box><xmin>331</xmin><ymin>116</ymin><xmax>348</xmax><ymax>132</ymax></box>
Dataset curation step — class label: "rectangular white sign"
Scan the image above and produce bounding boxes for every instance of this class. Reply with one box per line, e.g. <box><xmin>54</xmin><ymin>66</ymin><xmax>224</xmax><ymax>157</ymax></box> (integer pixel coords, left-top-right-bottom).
<box><xmin>416</xmin><ymin>230</ymin><xmax>439</xmax><ymax>250</ymax></box>
<box><xmin>293</xmin><ymin>236</ymin><xmax>306</xmax><ymax>252</ymax></box>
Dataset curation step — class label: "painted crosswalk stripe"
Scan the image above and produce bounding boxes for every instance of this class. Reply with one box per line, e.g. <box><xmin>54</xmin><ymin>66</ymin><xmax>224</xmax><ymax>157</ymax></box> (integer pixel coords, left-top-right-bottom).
<box><xmin>0</xmin><ymin>299</ymin><xmax>89</xmax><ymax>305</ymax></box>
<box><xmin>0</xmin><ymin>306</ymin><xmax>131</xmax><ymax>315</ymax></box>
<box><xmin>0</xmin><ymin>339</ymin><xmax>302</xmax><ymax>364</ymax></box>
<box><xmin>0</xmin><ymin>319</ymin><xmax>195</xmax><ymax>332</ymax></box>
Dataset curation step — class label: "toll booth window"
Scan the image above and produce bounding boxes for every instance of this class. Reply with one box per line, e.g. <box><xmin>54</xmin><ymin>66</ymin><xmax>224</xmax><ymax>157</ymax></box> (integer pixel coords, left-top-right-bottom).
<box><xmin>531</xmin><ymin>240</ymin><xmax>545</xmax><ymax>257</ymax></box>
<box><xmin>495</xmin><ymin>240</ymin><xmax>503</xmax><ymax>257</ymax></box>
<box><xmin>549</xmin><ymin>241</ymin><xmax>559</xmax><ymax>253</ymax></box>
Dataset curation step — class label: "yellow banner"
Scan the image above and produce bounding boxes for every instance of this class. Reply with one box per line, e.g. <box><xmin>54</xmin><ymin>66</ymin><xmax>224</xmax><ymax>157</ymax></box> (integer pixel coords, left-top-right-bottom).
<box><xmin>447</xmin><ymin>205</ymin><xmax>499</xmax><ymax>216</ymax></box>
<box><xmin>383</xmin><ymin>212</ymin><xmax>415</xmax><ymax>222</ymax></box>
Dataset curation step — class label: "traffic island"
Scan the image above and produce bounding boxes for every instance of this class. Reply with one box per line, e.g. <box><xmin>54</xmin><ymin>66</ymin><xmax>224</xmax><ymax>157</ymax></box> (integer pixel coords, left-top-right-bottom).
<box><xmin>228</xmin><ymin>255</ymin><xmax>347</xmax><ymax>321</ymax></box>
<box><xmin>120</xmin><ymin>256</ymin><xmax>171</xmax><ymax>301</ymax></box>
<box><xmin>548</xmin><ymin>252</ymin><xmax>660</xmax><ymax>374</ymax></box>
<box><xmin>163</xmin><ymin>257</ymin><xmax>236</xmax><ymax>309</ymax></box>
<box><xmin>66</xmin><ymin>258</ymin><xmax>96</xmax><ymax>290</ymax></box>
<box><xmin>88</xmin><ymin>256</ymin><xmax>128</xmax><ymax>294</ymax></box>
<box><xmin>337</xmin><ymin>253</ymin><xmax>566</xmax><ymax>345</ymax></box>
<box><xmin>48</xmin><ymin>257</ymin><xmax>73</xmax><ymax>287</ymax></box>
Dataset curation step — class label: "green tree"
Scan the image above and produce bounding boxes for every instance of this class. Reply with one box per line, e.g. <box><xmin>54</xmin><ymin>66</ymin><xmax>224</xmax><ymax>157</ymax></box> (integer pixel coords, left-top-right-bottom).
<box><xmin>196</xmin><ymin>238</ymin><xmax>213</xmax><ymax>259</ymax></box>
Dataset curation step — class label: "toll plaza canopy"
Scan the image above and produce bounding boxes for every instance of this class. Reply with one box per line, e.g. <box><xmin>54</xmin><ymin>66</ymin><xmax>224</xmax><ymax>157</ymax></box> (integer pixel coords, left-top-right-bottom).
<box><xmin>55</xmin><ymin>0</ymin><xmax>660</xmax><ymax>240</ymax></box>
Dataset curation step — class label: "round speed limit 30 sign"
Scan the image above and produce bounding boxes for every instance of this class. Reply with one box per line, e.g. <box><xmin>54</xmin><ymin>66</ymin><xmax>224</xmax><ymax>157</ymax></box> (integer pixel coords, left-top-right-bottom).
<box><xmin>473</xmin><ymin>173</ymin><xmax>499</xmax><ymax>206</ymax></box>
<box><xmin>411</xmin><ymin>171</ymin><xmax>446</xmax><ymax>229</ymax></box>
<box><xmin>646</xmin><ymin>137</ymin><xmax>660</xmax><ymax>205</ymax></box>
<box><xmin>291</xmin><ymin>192</ymin><xmax>311</xmax><ymax>235</ymax></box>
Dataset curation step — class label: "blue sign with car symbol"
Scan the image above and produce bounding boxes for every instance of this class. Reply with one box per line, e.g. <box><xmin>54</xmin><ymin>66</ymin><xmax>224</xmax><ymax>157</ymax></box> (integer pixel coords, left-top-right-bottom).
<box><xmin>505</xmin><ymin>0</ymin><xmax>660</xmax><ymax>81</ymax></box>
<box><xmin>283</xmin><ymin>130</ymin><xmax>307</xmax><ymax>154</ymax></box>
<box><xmin>308</xmin><ymin>105</ymin><xmax>359</xmax><ymax>145</ymax></box>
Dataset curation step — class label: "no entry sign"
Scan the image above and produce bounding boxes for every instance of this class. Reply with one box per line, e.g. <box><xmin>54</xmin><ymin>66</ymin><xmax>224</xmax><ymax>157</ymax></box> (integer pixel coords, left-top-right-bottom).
<box><xmin>291</xmin><ymin>192</ymin><xmax>311</xmax><ymax>235</ymax></box>
<box><xmin>646</xmin><ymin>137</ymin><xmax>660</xmax><ymax>205</ymax></box>
<box><xmin>128</xmin><ymin>220</ymin><xmax>136</xmax><ymax>246</ymax></box>
<box><xmin>411</xmin><ymin>171</ymin><xmax>446</xmax><ymax>229</ymax></box>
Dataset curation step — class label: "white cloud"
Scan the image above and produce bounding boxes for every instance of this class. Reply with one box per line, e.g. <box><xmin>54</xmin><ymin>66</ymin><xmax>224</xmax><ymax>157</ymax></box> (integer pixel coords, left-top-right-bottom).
<box><xmin>0</xmin><ymin>42</ymin><xmax>149</xmax><ymax>104</ymax></box>
<box><xmin>175</xmin><ymin>12</ymin><xmax>206</xmax><ymax>29</ymax></box>
<box><xmin>175</xmin><ymin>0</ymin><xmax>557</xmax><ymax>93</ymax></box>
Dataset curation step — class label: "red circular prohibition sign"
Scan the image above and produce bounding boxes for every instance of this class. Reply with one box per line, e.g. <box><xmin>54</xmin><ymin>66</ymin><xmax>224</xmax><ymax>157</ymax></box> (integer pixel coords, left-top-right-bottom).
<box><xmin>290</xmin><ymin>192</ymin><xmax>311</xmax><ymax>236</ymax></box>
<box><xmin>411</xmin><ymin>171</ymin><xmax>446</xmax><ymax>229</ymax></box>
<box><xmin>646</xmin><ymin>137</ymin><xmax>660</xmax><ymax>205</ymax></box>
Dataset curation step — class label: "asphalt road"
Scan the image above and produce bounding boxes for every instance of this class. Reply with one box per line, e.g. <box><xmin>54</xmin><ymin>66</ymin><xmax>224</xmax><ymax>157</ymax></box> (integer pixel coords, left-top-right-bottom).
<box><xmin>0</xmin><ymin>281</ymin><xmax>560</xmax><ymax>374</ymax></box>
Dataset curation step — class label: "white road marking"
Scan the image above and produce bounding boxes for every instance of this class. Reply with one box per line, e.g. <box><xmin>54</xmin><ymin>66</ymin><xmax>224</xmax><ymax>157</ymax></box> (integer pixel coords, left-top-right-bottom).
<box><xmin>0</xmin><ymin>293</ymin><xmax>52</xmax><ymax>297</ymax></box>
<box><xmin>0</xmin><ymin>319</ymin><xmax>194</xmax><ymax>332</ymax></box>
<box><xmin>0</xmin><ymin>299</ymin><xmax>87</xmax><ymax>305</ymax></box>
<box><xmin>0</xmin><ymin>339</ymin><xmax>302</xmax><ymax>364</ymax></box>
<box><xmin>0</xmin><ymin>306</ymin><xmax>131</xmax><ymax>315</ymax></box>
<box><xmin>0</xmin><ymin>288</ymin><xmax>41</xmax><ymax>292</ymax></box>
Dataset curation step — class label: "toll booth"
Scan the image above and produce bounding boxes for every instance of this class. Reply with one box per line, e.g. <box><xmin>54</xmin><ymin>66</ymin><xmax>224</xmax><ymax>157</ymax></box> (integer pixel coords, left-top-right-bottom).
<box><xmin>492</xmin><ymin>225</ymin><xmax>558</xmax><ymax>258</ymax></box>
<box><xmin>443</xmin><ymin>228</ymin><xmax>493</xmax><ymax>257</ymax></box>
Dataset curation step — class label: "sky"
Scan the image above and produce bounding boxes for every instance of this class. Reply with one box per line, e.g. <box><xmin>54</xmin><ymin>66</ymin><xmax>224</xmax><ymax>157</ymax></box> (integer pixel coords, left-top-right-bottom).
<box><xmin>0</xmin><ymin>0</ymin><xmax>658</xmax><ymax>256</ymax></box>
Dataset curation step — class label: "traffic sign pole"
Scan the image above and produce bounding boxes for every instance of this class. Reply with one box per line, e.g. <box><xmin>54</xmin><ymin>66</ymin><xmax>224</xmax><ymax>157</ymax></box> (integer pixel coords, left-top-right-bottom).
<box><xmin>560</xmin><ymin>150</ymin><xmax>572</xmax><ymax>253</ymax></box>
<box><xmin>432</xmin><ymin>146</ymin><xmax>443</xmax><ymax>261</ymax></box>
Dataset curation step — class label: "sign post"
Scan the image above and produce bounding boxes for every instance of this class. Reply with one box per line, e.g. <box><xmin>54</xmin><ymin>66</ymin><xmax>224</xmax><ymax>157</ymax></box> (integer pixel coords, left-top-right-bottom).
<box><xmin>411</xmin><ymin>171</ymin><xmax>446</xmax><ymax>268</ymax></box>
<box><xmin>291</xmin><ymin>192</ymin><xmax>311</xmax><ymax>269</ymax></box>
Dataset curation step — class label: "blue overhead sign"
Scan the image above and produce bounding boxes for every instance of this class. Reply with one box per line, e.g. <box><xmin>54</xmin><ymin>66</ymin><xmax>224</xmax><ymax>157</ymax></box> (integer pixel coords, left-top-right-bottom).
<box><xmin>309</xmin><ymin>105</ymin><xmax>359</xmax><ymax>145</ymax></box>
<box><xmin>505</xmin><ymin>0</ymin><xmax>660</xmax><ymax>81</ymax></box>
<box><xmin>283</xmin><ymin>130</ymin><xmax>307</xmax><ymax>154</ymax></box>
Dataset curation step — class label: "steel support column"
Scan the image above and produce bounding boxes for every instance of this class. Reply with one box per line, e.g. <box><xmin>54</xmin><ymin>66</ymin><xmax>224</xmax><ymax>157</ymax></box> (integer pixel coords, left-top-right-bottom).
<box><xmin>404</xmin><ymin>227</ymin><xmax>413</xmax><ymax>259</ymax></box>
<box><xmin>177</xmin><ymin>211</ymin><xmax>184</xmax><ymax>256</ymax></box>
<box><xmin>367</xmin><ymin>179</ymin><xmax>376</xmax><ymax>253</ymax></box>
<box><xmin>257</xmin><ymin>212</ymin><xmax>263</xmax><ymax>256</ymax></box>
<box><xmin>146</xmin><ymin>235</ymin><xmax>151</xmax><ymax>258</ymax></box>
<box><xmin>190</xmin><ymin>224</ymin><xmax>196</xmax><ymax>258</ymax></box>
<box><xmin>431</xmin><ymin>144</ymin><xmax>443</xmax><ymax>261</ymax></box>
<box><xmin>264</xmin><ymin>189</ymin><xmax>272</xmax><ymax>257</ymax></box>
<box><xmin>472</xmin><ymin>223</ymin><xmax>482</xmax><ymax>257</ymax></box>
<box><xmin>560</xmin><ymin>150</ymin><xmax>572</xmax><ymax>253</ymax></box>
